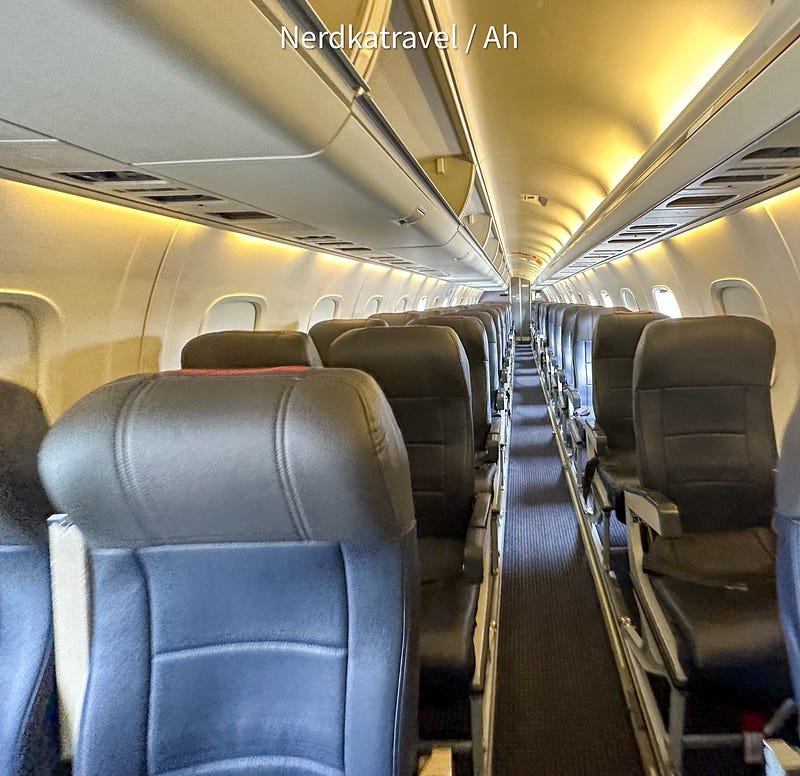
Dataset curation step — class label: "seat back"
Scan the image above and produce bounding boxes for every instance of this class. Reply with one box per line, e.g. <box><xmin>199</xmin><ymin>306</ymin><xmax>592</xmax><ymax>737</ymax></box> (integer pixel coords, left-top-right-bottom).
<box><xmin>776</xmin><ymin>397</ymin><xmax>800</xmax><ymax>706</ymax></box>
<box><xmin>478</xmin><ymin>305</ymin><xmax>507</xmax><ymax>354</ymax></box>
<box><xmin>0</xmin><ymin>380</ymin><xmax>58</xmax><ymax>776</ymax></box>
<box><xmin>413</xmin><ymin>315</ymin><xmax>491</xmax><ymax>451</ymax></box>
<box><xmin>548</xmin><ymin>303</ymin><xmax>570</xmax><ymax>359</ymax></box>
<box><xmin>368</xmin><ymin>311</ymin><xmax>422</xmax><ymax>326</ymax></box>
<box><xmin>592</xmin><ymin>311</ymin><xmax>666</xmax><ymax>450</ymax></box>
<box><xmin>181</xmin><ymin>330</ymin><xmax>322</xmax><ymax>369</ymax></box>
<box><xmin>308</xmin><ymin>318</ymin><xmax>387</xmax><ymax>366</ymax></box>
<box><xmin>633</xmin><ymin>316</ymin><xmax>776</xmax><ymax>534</ymax></box>
<box><xmin>539</xmin><ymin>302</ymin><xmax>553</xmax><ymax>340</ymax></box>
<box><xmin>568</xmin><ymin>307</ymin><xmax>615</xmax><ymax>409</ymax></box>
<box><xmin>458</xmin><ymin>310</ymin><xmax>500</xmax><ymax>397</ymax></box>
<box><xmin>559</xmin><ymin>305</ymin><xmax>587</xmax><ymax>384</ymax></box>
<box><xmin>40</xmin><ymin>368</ymin><xmax>419</xmax><ymax>776</ymax></box>
<box><xmin>330</xmin><ymin>326</ymin><xmax>474</xmax><ymax>540</ymax></box>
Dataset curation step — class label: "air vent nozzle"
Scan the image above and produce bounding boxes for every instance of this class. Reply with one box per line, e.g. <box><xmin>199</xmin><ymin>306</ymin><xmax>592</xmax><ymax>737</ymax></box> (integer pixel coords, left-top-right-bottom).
<box><xmin>743</xmin><ymin>146</ymin><xmax>800</xmax><ymax>161</ymax></box>
<box><xmin>666</xmin><ymin>194</ymin><xmax>736</xmax><ymax>208</ymax></box>
<box><xmin>60</xmin><ymin>170</ymin><xmax>162</xmax><ymax>184</ymax></box>
<box><xmin>144</xmin><ymin>193</ymin><xmax>221</xmax><ymax>203</ymax></box>
<box><xmin>208</xmin><ymin>211</ymin><xmax>275</xmax><ymax>221</ymax></box>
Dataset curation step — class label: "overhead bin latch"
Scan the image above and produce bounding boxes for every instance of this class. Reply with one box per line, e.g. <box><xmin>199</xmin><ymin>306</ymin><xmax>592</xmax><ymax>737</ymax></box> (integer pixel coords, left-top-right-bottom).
<box><xmin>392</xmin><ymin>207</ymin><xmax>426</xmax><ymax>226</ymax></box>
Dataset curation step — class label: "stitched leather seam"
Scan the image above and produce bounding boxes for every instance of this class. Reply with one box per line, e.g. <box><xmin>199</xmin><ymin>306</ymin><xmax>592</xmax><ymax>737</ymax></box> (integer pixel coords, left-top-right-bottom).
<box><xmin>274</xmin><ymin>382</ymin><xmax>307</xmax><ymax>540</ymax></box>
<box><xmin>114</xmin><ymin>375</ymin><xmax>160</xmax><ymax>543</ymax></box>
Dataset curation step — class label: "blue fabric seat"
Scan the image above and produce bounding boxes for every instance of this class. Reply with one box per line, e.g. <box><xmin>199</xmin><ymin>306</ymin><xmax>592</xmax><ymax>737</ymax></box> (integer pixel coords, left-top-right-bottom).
<box><xmin>0</xmin><ymin>380</ymin><xmax>59</xmax><ymax>776</ymax></box>
<box><xmin>39</xmin><ymin>368</ymin><xmax>419</xmax><ymax>776</ymax></box>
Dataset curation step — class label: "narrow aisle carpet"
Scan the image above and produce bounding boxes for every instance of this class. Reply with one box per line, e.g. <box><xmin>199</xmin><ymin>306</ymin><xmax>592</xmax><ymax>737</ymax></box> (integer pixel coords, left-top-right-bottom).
<box><xmin>492</xmin><ymin>344</ymin><xmax>643</xmax><ymax>776</ymax></box>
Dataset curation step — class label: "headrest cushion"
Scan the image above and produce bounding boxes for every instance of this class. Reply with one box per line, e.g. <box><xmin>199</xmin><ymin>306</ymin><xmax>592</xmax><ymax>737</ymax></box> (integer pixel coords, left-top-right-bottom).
<box><xmin>181</xmin><ymin>330</ymin><xmax>322</xmax><ymax>369</ymax></box>
<box><xmin>39</xmin><ymin>369</ymin><xmax>414</xmax><ymax>548</ymax></box>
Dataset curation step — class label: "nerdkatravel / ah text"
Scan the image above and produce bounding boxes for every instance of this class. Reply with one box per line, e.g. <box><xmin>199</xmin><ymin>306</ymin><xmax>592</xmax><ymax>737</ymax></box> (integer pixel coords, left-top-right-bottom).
<box><xmin>281</xmin><ymin>24</ymin><xmax>519</xmax><ymax>52</ymax></box>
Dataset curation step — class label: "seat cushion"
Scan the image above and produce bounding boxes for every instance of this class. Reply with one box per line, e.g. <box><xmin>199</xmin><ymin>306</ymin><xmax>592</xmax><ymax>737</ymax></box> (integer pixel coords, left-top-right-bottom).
<box><xmin>418</xmin><ymin>539</ymin><xmax>478</xmax><ymax>702</ymax></box>
<box><xmin>651</xmin><ymin>574</ymin><xmax>791</xmax><ymax>705</ymax></box>
<box><xmin>644</xmin><ymin>527</ymin><xmax>776</xmax><ymax>586</ymax></box>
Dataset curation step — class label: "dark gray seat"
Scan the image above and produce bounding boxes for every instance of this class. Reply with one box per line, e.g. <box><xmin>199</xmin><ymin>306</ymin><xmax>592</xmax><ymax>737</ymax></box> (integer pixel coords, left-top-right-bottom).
<box><xmin>568</xmin><ymin>306</ymin><xmax>624</xmax><ymax>415</ymax></box>
<box><xmin>556</xmin><ymin>304</ymin><xmax>587</xmax><ymax>390</ymax></box>
<box><xmin>39</xmin><ymin>367</ymin><xmax>420</xmax><ymax>776</ymax></box>
<box><xmin>628</xmin><ymin>316</ymin><xmax>791</xmax><ymax>706</ymax></box>
<box><xmin>588</xmin><ymin>311</ymin><xmax>666</xmax><ymax>517</ymax></box>
<box><xmin>457</xmin><ymin>309</ymin><xmax>502</xmax><ymax>408</ymax></box>
<box><xmin>368</xmin><ymin>311</ymin><xmax>422</xmax><ymax>326</ymax></box>
<box><xmin>308</xmin><ymin>317</ymin><xmax>387</xmax><ymax>366</ymax></box>
<box><xmin>181</xmin><ymin>330</ymin><xmax>322</xmax><ymax>369</ymax></box>
<box><xmin>0</xmin><ymin>381</ymin><xmax>59</xmax><ymax>776</ymax></box>
<box><xmin>329</xmin><ymin>326</ymin><xmax>488</xmax><ymax>738</ymax></box>
<box><xmin>412</xmin><ymin>315</ymin><xmax>493</xmax><ymax>458</ymax></box>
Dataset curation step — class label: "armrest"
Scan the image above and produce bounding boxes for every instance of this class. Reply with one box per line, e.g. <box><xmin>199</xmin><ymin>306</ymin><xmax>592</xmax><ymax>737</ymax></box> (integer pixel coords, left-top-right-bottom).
<box><xmin>624</xmin><ymin>487</ymin><xmax>682</xmax><ymax>538</ymax></box>
<box><xmin>584</xmin><ymin>420</ymin><xmax>608</xmax><ymax>457</ymax></box>
<box><xmin>494</xmin><ymin>388</ymin><xmax>506</xmax><ymax>412</ymax></box>
<box><xmin>463</xmin><ymin>490</ymin><xmax>492</xmax><ymax>583</ymax></box>
<box><xmin>564</xmin><ymin>387</ymin><xmax>582</xmax><ymax>415</ymax></box>
<box><xmin>485</xmin><ymin>416</ymin><xmax>501</xmax><ymax>463</ymax></box>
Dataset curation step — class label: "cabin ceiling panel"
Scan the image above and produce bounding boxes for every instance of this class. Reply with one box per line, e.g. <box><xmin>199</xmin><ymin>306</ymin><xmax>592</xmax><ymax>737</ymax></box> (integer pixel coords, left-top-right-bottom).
<box><xmin>434</xmin><ymin>0</ymin><xmax>768</xmax><ymax>276</ymax></box>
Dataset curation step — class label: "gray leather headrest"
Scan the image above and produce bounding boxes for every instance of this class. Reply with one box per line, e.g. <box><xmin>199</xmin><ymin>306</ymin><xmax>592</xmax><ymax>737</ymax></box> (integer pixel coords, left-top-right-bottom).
<box><xmin>368</xmin><ymin>311</ymin><xmax>422</xmax><ymax>326</ymax></box>
<box><xmin>39</xmin><ymin>369</ymin><xmax>414</xmax><ymax>549</ymax></box>
<box><xmin>634</xmin><ymin>316</ymin><xmax>775</xmax><ymax>389</ymax></box>
<box><xmin>181</xmin><ymin>330</ymin><xmax>322</xmax><ymax>369</ymax></box>
<box><xmin>329</xmin><ymin>326</ymin><xmax>471</xmax><ymax>400</ymax></box>
<box><xmin>0</xmin><ymin>380</ymin><xmax>52</xmax><ymax>544</ymax></box>
<box><xmin>308</xmin><ymin>318</ymin><xmax>387</xmax><ymax>365</ymax></box>
<box><xmin>593</xmin><ymin>311</ymin><xmax>667</xmax><ymax>358</ymax></box>
<box><xmin>574</xmin><ymin>306</ymin><xmax>624</xmax><ymax>341</ymax></box>
<box><xmin>412</xmin><ymin>316</ymin><xmax>488</xmax><ymax>366</ymax></box>
<box><xmin>458</xmin><ymin>310</ymin><xmax>497</xmax><ymax>344</ymax></box>
<box><xmin>777</xmin><ymin>397</ymin><xmax>800</xmax><ymax>519</ymax></box>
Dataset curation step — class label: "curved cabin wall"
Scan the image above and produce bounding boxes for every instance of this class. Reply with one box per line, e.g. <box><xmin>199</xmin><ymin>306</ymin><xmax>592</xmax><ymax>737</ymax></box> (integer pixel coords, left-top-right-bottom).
<box><xmin>0</xmin><ymin>177</ymin><xmax>480</xmax><ymax>419</ymax></box>
<box><xmin>552</xmin><ymin>186</ymin><xmax>800</xmax><ymax>441</ymax></box>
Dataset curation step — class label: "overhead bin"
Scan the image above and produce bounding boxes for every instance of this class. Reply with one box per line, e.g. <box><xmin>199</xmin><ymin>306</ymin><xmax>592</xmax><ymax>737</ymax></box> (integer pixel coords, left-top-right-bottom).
<box><xmin>0</xmin><ymin>0</ymin><xmax>503</xmax><ymax>287</ymax></box>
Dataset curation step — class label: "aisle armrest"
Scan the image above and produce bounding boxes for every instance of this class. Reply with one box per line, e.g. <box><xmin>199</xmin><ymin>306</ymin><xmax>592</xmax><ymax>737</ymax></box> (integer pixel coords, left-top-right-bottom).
<box><xmin>625</xmin><ymin>487</ymin><xmax>682</xmax><ymax>538</ymax></box>
<box><xmin>584</xmin><ymin>420</ymin><xmax>608</xmax><ymax>458</ymax></box>
<box><xmin>486</xmin><ymin>416</ymin><xmax>501</xmax><ymax>463</ymax></box>
<box><xmin>463</xmin><ymin>491</ymin><xmax>492</xmax><ymax>583</ymax></box>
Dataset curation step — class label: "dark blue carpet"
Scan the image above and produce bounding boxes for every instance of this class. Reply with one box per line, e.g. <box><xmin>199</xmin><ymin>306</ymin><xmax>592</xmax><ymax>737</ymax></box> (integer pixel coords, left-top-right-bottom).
<box><xmin>492</xmin><ymin>344</ymin><xmax>644</xmax><ymax>775</ymax></box>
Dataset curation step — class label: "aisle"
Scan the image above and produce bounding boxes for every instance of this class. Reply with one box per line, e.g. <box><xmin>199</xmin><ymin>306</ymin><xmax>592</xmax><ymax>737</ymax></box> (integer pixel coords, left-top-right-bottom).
<box><xmin>492</xmin><ymin>343</ymin><xmax>643</xmax><ymax>775</ymax></box>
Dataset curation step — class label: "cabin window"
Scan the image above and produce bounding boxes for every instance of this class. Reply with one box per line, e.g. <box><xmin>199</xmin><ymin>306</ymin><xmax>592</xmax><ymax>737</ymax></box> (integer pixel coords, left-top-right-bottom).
<box><xmin>0</xmin><ymin>304</ymin><xmax>38</xmax><ymax>391</ymax></box>
<box><xmin>620</xmin><ymin>288</ymin><xmax>639</xmax><ymax>311</ymax></box>
<box><xmin>416</xmin><ymin>296</ymin><xmax>428</xmax><ymax>311</ymax></box>
<box><xmin>364</xmin><ymin>295</ymin><xmax>382</xmax><ymax>316</ymax></box>
<box><xmin>600</xmin><ymin>290</ymin><xmax>614</xmax><ymax>307</ymax></box>
<box><xmin>308</xmin><ymin>296</ymin><xmax>341</xmax><ymax>329</ymax></box>
<box><xmin>396</xmin><ymin>296</ymin><xmax>409</xmax><ymax>312</ymax></box>
<box><xmin>432</xmin><ymin>296</ymin><xmax>440</xmax><ymax>308</ymax></box>
<box><xmin>652</xmin><ymin>286</ymin><xmax>682</xmax><ymax>318</ymax></box>
<box><xmin>710</xmin><ymin>278</ymin><xmax>768</xmax><ymax>321</ymax></box>
<box><xmin>202</xmin><ymin>297</ymin><xmax>259</xmax><ymax>334</ymax></box>
<box><xmin>576</xmin><ymin>293</ymin><xmax>584</xmax><ymax>302</ymax></box>
<box><xmin>585</xmin><ymin>291</ymin><xmax>597</xmax><ymax>306</ymax></box>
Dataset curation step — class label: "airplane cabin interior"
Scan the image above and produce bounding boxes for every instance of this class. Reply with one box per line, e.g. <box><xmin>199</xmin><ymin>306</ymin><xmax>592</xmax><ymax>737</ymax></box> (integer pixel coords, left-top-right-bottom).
<box><xmin>4</xmin><ymin>1</ymin><xmax>800</xmax><ymax>775</ymax></box>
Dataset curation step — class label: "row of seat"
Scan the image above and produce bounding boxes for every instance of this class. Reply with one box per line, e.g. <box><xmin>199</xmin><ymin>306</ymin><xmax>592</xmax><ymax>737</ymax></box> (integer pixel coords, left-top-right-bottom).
<box><xmin>1</xmin><ymin>301</ymin><xmax>512</xmax><ymax>776</ymax></box>
<box><xmin>531</xmin><ymin>299</ymin><xmax>793</xmax><ymax>770</ymax></box>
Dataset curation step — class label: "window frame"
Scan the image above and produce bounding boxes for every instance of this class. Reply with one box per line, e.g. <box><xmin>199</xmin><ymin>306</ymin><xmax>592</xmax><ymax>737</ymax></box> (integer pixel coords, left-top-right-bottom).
<box><xmin>652</xmin><ymin>285</ymin><xmax>682</xmax><ymax>318</ymax></box>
